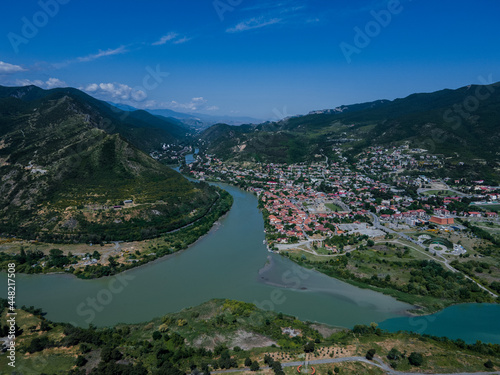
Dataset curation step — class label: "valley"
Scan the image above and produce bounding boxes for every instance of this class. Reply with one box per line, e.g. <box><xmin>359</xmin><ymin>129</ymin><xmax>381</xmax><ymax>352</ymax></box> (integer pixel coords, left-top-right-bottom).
<box><xmin>1</xmin><ymin>83</ymin><xmax>500</xmax><ymax>374</ymax></box>
<box><xmin>182</xmin><ymin>137</ymin><xmax>500</xmax><ymax>315</ymax></box>
<box><xmin>2</xmin><ymin>1</ymin><xmax>500</xmax><ymax>373</ymax></box>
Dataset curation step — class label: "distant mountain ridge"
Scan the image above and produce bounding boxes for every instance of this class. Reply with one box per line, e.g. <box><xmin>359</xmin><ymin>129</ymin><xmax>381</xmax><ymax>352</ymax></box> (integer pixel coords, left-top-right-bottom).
<box><xmin>200</xmin><ymin>82</ymin><xmax>500</xmax><ymax>181</ymax></box>
<box><xmin>108</xmin><ymin>102</ymin><xmax>264</xmax><ymax>130</ymax></box>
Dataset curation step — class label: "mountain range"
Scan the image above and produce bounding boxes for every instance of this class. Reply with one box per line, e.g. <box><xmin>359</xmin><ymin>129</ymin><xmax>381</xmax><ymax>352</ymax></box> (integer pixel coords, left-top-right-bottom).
<box><xmin>0</xmin><ymin>85</ymin><xmax>219</xmax><ymax>242</ymax></box>
<box><xmin>199</xmin><ymin>82</ymin><xmax>500</xmax><ymax>181</ymax></box>
<box><xmin>109</xmin><ymin>102</ymin><xmax>264</xmax><ymax>130</ymax></box>
<box><xmin>1</xmin><ymin>80</ymin><xmax>499</xmax><ymax>242</ymax></box>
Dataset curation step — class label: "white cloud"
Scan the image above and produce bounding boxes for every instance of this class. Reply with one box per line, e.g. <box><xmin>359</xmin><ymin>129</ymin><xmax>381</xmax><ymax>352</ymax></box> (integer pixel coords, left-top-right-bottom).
<box><xmin>226</xmin><ymin>16</ymin><xmax>282</xmax><ymax>33</ymax></box>
<box><xmin>143</xmin><ymin>97</ymin><xmax>217</xmax><ymax>112</ymax></box>
<box><xmin>53</xmin><ymin>46</ymin><xmax>128</xmax><ymax>68</ymax></box>
<box><xmin>82</xmin><ymin>82</ymin><xmax>146</xmax><ymax>102</ymax></box>
<box><xmin>192</xmin><ymin>97</ymin><xmax>206</xmax><ymax>103</ymax></box>
<box><xmin>15</xmin><ymin>77</ymin><xmax>67</xmax><ymax>89</ymax></box>
<box><xmin>228</xmin><ymin>1</ymin><xmax>310</xmax><ymax>33</ymax></box>
<box><xmin>78</xmin><ymin>46</ymin><xmax>128</xmax><ymax>62</ymax></box>
<box><xmin>0</xmin><ymin>61</ymin><xmax>26</xmax><ymax>74</ymax></box>
<box><xmin>152</xmin><ymin>32</ymin><xmax>192</xmax><ymax>46</ymax></box>
<box><xmin>173</xmin><ymin>36</ymin><xmax>192</xmax><ymax>44</ymax></box>
<box><xmin>45</xmin><ymin>78</ymin><xmax>67</xmax><ymax>88</ymax></box>
<box><xmin>152</xmin><ymin>32</ymin><xmax>178</xmax><ymax>46</ymax></box>
<box><xmin>81</xmin><ymin>83</ymin><xmax>217</xmax><ymax>112</ymax></box>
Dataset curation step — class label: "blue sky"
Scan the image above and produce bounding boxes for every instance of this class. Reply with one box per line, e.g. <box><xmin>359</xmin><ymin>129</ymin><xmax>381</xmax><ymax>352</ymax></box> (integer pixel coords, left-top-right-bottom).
<box><xmin>1</xmin><ymin>0</ymin><xmax>499</xmax><ymax>119</ymax></box>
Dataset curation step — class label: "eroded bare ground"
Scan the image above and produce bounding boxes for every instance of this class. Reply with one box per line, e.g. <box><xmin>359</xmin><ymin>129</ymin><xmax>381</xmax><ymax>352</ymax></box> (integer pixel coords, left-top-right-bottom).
<box><xmin>310</xmin><ymin>323</ymin><xmax>345</xmax><ymax>338</ymax></box>
<box><xmin>194</xmin><ymin>329</ymin><xmax>276</xmax><ymax>350</ymax></box>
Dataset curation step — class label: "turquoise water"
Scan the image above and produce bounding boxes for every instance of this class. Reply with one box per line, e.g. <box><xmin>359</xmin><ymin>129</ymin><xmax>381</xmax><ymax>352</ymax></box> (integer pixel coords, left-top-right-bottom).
<box><xmin>379</xmin><ymin>303</ymin><xmax>500</xmax><ymax>344</ymax></box>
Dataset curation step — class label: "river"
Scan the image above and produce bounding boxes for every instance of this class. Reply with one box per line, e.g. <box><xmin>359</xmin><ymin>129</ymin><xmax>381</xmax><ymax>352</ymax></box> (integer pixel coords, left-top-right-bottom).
<box><xmin>1</xmin><ymin>172</ymin><xmax>499</xmax><ymax>344</ymax></box>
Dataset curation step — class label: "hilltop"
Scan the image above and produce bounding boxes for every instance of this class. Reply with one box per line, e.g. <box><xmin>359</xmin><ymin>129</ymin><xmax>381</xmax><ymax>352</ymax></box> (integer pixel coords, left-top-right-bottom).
<box><xmin>0</xmin><ymin>85</ymin><xmax>225</xmax><ymax>243</ymax></box>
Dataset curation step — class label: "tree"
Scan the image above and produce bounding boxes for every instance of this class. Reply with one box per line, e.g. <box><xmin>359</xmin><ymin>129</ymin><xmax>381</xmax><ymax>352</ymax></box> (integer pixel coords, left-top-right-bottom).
<box><xmin>152</xmin><ymin>331</ymin><xmax>162</xmax><ymax>340</ymax></box>
<box><xmin>271</xmin><ymin>361</ymin><xmax>283</xmax><ymax>375</ymax></box>
<box><xmin>245</xmin><ymin>358</ymin><xmax>252</xmax><ymax>367</ymax></box>
<box><xmin>49</xmin><ymin>248</ymin><xmax>64</xmax><ymax>258</ymax></box>
<box><xmin>250</xmin><ymin>361</ymin><xmax>260</xmax><ymax>371</ymax></box>
<box><xmin>108</xmin><ymin>256</ymin><xmax>118</xmax><ymax>268</ymax></box>
<box><xmin>408</xmin><ymin>352</ymin><xmax>424</xmax><ymax>366</ymax></box>
<box><xmin>201</xmin><ymin>362</ymin><xmax>211</xmax><ymax>375</ymax></box>
<box><xmin>387</xmin><ymin>348</ymin><xmax>401</xmax><ymax>360</ymax></box>
<box><xmin>27</xmin><ymin>336</ymin><xmax>51</xmax><ymax>353</ymax></box>
<box><xmin>484</xmin><ymin>360</ymin><xmax>494</xmax><ymax>369</ymax></box>
<box><xmin>40</xmin><ymin>320</ymin><xmax>51</xmax><ymax>332</ymax></box>
<box><xmin>76</xmin><ymin>355</ymin><xmax>88</xmax><ymax>367</ymax></box>
<box><xmin>366</xmin><ymin>349</ymin><xmax>376</xmax><ymax>360</ymax></box>
<box><xmin>101</xmin><ymin>347</ymin><xmax>123</xmax><ymax>362</ymax></box>
<box><xmin>304</xmin><ymin>341</ymin><xmax>315</xmax><ymax>353</ymax></box>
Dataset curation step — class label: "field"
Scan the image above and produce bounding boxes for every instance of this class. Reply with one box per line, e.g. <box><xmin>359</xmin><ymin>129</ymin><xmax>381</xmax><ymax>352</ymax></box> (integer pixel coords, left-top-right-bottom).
<box><xmin>326</xmin><ymin>203</ymin><xmax>343</xmax><ymax>212</ymax></box>
<box><xmin>474</xmin><ymin>204</ymin><xmax>500</xmax><ymax>212</ymax></box>
<box><xmin>475</xmin><ymin>221</ymin><xmax>500</xmax><ymax>240</ymax></box>
<box><xmin>282</xmin><ymin>235</ymin><xmax>498</xmax><ymax>314</ymax></box>
<box><xmin>421</xmin><ymin>190</ymin><xmax>457</xmax><ymax>196</ymax></box>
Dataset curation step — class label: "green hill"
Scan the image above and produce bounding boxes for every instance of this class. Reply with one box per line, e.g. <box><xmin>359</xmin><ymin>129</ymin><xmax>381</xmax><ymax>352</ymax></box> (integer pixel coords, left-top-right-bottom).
<box><xmin>0</xmin><ymin>86</ymin><xmax>222</xmax><ymax>242</ymax></box>
<box><xmin>201</xmin><ymin>82</ymin><xmax>500</xmax><ymax>179</ymax></box>
<box><xmin>0</xmin><ymin>85</ymin><xmax>190</xmax><ymax>151</ymax></box>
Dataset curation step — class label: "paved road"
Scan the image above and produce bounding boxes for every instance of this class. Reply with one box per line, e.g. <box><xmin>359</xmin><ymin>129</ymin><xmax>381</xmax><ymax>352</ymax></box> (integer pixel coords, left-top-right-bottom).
<box><xmin>276</xmin><ymin>240</ymin><xmax>313</xmax><ymax>250</ymax></box>
<box><xmin>212</xmin><ymin>356</ymin><xmax>500</xmax><ymax>375</ymax></box>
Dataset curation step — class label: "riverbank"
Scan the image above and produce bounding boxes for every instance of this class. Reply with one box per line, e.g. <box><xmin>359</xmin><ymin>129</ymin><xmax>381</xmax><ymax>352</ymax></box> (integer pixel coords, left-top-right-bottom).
<box><xmin>2</xmin><ymin>299</ymin><xmax>499</xmax><ymax>374</ymax></box>
<box><xmin>279</xmin><ymin>249</ymin><xmax>497</xmax><ymax>316</ymax></box>
<box><xmin>203</xmin><ymin>176</ymin><xmax>498</xmax><ymax>316</ymax></box>
<box><xmin>3</xmin><ymin>179</ymin><xmax>500</xmax><ymax>344</ymax></box>
<box><xmin>0</xmin><ymin>189</ymin><xmax>233</xmax><ymax>279</ymax></box>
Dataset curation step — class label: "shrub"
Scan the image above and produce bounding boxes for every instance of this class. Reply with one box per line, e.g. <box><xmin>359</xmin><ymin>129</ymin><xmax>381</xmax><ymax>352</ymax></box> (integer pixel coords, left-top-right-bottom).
<box><xmin>387</xmin><ymin>348</ymin><xmax>401</xmax><ymax>360</ymax></box>
<box><xmin>75</xmin><ymin>355</ymin><xmax>87</xmax><ymax>367</ymax></box>
<box><xmin>484</xmin><ymin>360</ymin><xmax>494</xmax><ymax>369</ymax></box>
<box><xmin>408</xmin><ymin>352</ymin><xmax>424</xmax><ymax>366</ymax></box>
<box><xmin>250</xmin><ymin>361</ymin><xmax>260</xmax><ymax>371</ymax></box>
<box><xmin>366</xmin><ymin>349</ymin><xmax>376</xmax><ymax>360</ymax></box>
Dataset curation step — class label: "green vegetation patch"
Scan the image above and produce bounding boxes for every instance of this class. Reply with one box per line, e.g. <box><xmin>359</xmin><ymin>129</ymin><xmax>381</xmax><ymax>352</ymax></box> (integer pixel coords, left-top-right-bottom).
<box><xmin>1</xmin><ymin>299</ymin><xmax>499</xmax><ymax>375</ymax></box>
